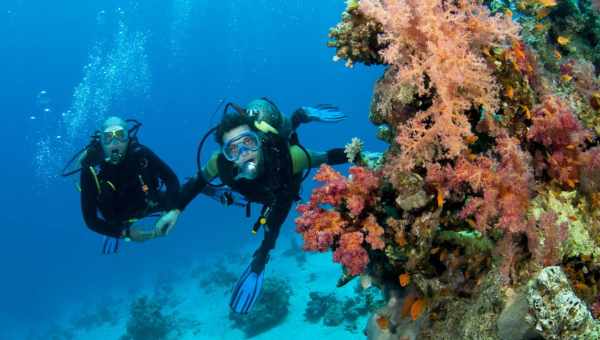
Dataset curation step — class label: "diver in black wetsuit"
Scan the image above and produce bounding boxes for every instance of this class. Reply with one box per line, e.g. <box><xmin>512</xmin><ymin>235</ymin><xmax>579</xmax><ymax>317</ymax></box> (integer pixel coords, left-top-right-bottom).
<box><xmin>78</xmin><ymin>116</ymin><xmax>182</xmax><ymax>243</ymax></box>
<box><xmin>155</xmin><ymin>98</ymin><xmax>348</xmax><ymax>314</ymax></box>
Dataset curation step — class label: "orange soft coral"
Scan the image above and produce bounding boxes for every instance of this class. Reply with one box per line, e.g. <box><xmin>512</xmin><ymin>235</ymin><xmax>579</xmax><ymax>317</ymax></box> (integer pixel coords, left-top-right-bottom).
<box><xmin>333</xmin><ymin>231</ymin><xmax>370</xmax><ymax>275</ymax></box>
<box><xmin>363</xmin><ymin>214</ymin><xmax>385</xmax><ymax>250</ymax></box>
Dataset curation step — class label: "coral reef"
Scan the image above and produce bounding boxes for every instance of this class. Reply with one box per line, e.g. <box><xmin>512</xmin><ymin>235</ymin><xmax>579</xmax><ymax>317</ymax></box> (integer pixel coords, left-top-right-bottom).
<box><xmin>198</xmin><ymin>262</ymin><xmax>239</xmax><ymax>293</ymax></box>
<box><xmin>229</xmin><ymin>277</ymin><xmax>293</xmax><ymax>338</ymax></box>
<box><xmin>305</xmin><ymin>285</ymin><xmax>382</xmax><ymax>332</ymax></box>
<box><xmin>121</xmin><ymin>296</ymin><xmax>179</xmax><ymax>340</ymax></box>
<box><xmin>298</xmin><ymin>0</ymin><xmax>600</xmax><ymax>338</ymax></box>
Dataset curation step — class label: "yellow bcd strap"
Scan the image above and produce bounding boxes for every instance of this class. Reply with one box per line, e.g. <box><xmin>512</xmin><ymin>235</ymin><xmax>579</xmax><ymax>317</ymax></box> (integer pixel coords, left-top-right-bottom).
<box><xmin>89</xmin><ymin>166</ymin><xmax>102</xmax><ymax>194</ymax></box>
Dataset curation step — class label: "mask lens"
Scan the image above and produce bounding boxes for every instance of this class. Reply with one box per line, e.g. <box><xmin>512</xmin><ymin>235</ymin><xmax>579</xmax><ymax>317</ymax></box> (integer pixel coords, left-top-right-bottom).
<box><xmin>223</xmin><ymin>132</ymin><xmax>260</xmax><ymax>161</ymax></box>
<box><xmin>102</xmin><ymin>128</ymin><xmax>128</xmax><ymax>145</ymax></box>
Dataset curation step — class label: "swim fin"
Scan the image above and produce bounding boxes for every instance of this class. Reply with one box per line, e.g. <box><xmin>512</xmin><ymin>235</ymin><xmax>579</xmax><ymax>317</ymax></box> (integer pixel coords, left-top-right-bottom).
<box><xmin>229</xmin><ymin>264</ymin><xmax>265</xmax><ymax>314</ymax></box>
<box><xmin>101</xmin><ymin>236</ymin><xmax>120</xmax><ymax>255</ymax></box>
<box><xmin>302</xmin><ymin>104</ymin><xmax>346</xmax><ymax>123</ymax></box>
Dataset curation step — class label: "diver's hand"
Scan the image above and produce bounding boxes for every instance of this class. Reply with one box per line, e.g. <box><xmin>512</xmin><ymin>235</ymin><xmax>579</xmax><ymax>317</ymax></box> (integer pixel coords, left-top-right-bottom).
<box><xmin>128</xmin><ymin>226</ymin><xmax>157</xmax><ymax>242</ymax></box>
<box><xmin>300</xmin><ymin>105</ymin><xmax>346</xmax><ymax>123</ymax></box>
<box><xmin>155</xmin><ymin>209</ymin><xmax>181</xmax><ymax>236</ymax></box>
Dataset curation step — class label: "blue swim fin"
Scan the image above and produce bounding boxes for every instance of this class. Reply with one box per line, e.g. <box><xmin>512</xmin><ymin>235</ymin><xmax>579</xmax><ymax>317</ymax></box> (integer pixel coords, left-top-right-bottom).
<box><xmin>229</xmin><ymin>264</ymin><xmax>265</xmax><ymax>314</ymax></box>
<box><xmin>101</xmin><ymin>236</ymin><xmax>120</xmax><ymax>255</ymax></box>
<box><xmin>302</xmin><ymin>104</ymin><xmax>347</xmax><ymax>123</ymax></box>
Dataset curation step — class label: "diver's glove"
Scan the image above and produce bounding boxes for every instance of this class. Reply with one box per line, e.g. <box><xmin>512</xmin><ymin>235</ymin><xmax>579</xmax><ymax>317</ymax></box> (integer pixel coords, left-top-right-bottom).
<box><xmin>154</xmin><ymin>209</ymin><xmax>181</xmax><ymax>236</ymax></box>
<box><xmin>295</xmin><ymin>104</ymin><xmax>347</xmax><ymax>124</ymax></box>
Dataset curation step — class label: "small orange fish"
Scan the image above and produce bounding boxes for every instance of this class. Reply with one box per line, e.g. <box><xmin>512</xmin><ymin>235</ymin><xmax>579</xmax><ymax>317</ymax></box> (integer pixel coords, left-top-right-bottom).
<box><xmin>410</xmin><ymin>298</ymin><xmax>426</xmax><ymax>321</ymax></box>
<box><xmin>535</xmin><ymin>23</ymin><xmax>545</xmax><ymax>31</ymax></box>
<box><xmin>565</xmin><ymin>144</ymin><xmax>576</xmax><ymax>150</ymax></box>
<box><xmin>376</xmin><ymin>315</ymin><xmax>390</xmax><ymax>330</ymax></box>
<box><xmin>554</xmin><ymin>50</ymin><xmax>562</xmax><ymax>60</ymax></box>
<box><xmin>568</xmin><ymin>215</ymin><xmax>577</xmax><ymax>221</ymax></box>
<box><xmin>465</xmin><ymin>135</ymin><xmax>478</xmax><ymax>144</ymax></box>
<box><xmin>504</xmin><ymin>8</ymin><xmax>513</xmax><ymax>17</ymax></box>
<box><xmin>395</xmin><ymin>233</ymin><xmax>407</xmax><ymax>247</ymax></box>
<box><xmin>537</xmin><ymin>7</ymin><xmax>551</xmax><ymax>19</ymax></box>
<box><xmin>557</xmin><ymin>36</ymin><xmax>570</xmax><ymax>46</ymax></box>
<box><xmin>566</xmin><ymin>179</ymin><xmax>577</xmax><ymax>188</ymax></box>
<box><xmin>505</xmin><ymin>85</ymin><xmax>514</xmax><ymax>99</ymax></box>
<box><xmin>399</xmin><ymin>273</ymin><xmax>410</xmax><ymax>287</ymax></box>
<box><xmin>436</xmin><ymin>187</ymin><xmax>445</xmax><ymax>208</ymax></box>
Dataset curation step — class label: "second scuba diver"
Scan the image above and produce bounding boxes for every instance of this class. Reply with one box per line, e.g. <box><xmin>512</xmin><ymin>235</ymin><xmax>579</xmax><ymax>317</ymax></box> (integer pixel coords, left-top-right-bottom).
<box><xmin>73</xmin><ymin>116</ymin><xmax>182</xmax><ymax>251</ymax></box>
<box><xmin>156</xmin><ymin>98</ymin><xmax>349</xmax><ymax>314</ymax></box>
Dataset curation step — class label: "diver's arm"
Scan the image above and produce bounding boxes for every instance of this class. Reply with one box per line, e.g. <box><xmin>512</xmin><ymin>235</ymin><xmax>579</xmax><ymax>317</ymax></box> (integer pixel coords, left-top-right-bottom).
<box><xmin>143</xmin><ymin>146</ymin><xmax>180</xmax><ymax>210</ymax></box>
<box><xmin>290</xmin><ymin>146</ymin><xmax>347</xmax><ymax>175</ymax></box>
<box><xmin>80</xmin><ymin>167</ymin><xmax>123</xmax><ymax>238</ymax></box>
<box><xmin>177</xmin><ymin>153</ymin><xmax>220</xmax><ymax>210</ymax></box>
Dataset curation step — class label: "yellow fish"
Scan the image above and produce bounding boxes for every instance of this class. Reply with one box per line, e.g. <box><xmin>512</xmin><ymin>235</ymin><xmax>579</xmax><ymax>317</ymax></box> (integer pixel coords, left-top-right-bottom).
<box><xmin>557</xmin><ymin>36</ymin><xmax>570</xmax><ymax>45</ymax></box>
<box><xmin>537</xmin><ymin>0</ymin><xmax>557</xmax><ymax>7</ymax></box>
<box><xmin>561</xmin><ymin>74</ymin><xmax>572</xmax><ymax>82</ymax></box>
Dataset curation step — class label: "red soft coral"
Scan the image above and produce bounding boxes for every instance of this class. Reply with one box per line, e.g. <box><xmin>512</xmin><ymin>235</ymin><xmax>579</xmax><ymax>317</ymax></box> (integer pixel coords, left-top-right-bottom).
<box><xmin>333</xmin><ymin>232</ymin><xmax>370</xmax><ymax>275</ymax></box>
<box><xmin>527</xmin><ymin>96</ymin><xmax>592</xmax><ymax>188</ymax></box>
<box><xmin>580</xmin><ymin>146</ymin><xmax>600</xmax><ymax>197</ymax></box>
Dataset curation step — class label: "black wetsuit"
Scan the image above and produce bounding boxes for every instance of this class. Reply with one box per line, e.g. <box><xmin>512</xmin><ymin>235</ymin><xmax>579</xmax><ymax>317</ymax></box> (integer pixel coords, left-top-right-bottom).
<box><xmin>80</xmin><ymin>143</ymin><xmax>180</xmax><ymax>238</ymax></box>
<box><xmin>177</xmin><ymin>134</ymin><xmax>347</xmax><ymax>271</ymax></box>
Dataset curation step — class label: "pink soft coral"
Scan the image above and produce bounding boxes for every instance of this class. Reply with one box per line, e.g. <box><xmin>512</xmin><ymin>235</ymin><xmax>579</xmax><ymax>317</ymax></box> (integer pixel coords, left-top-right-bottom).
<box><xmin>427</xmin><ymin>133</ymin><xmax>534</xmax><ymax>234</ymax></box>
<box><xmin>360</xmin><ymin>0</ymin><xmax>520</xmax><ymax>171</ymax></box>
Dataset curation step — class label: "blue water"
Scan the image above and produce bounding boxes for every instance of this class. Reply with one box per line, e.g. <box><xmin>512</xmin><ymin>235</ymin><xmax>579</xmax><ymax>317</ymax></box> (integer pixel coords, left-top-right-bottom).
<box><xmin>0</xmin><ymin>0</ymin><xmax>383</xmax><ymax>337</ymax></box>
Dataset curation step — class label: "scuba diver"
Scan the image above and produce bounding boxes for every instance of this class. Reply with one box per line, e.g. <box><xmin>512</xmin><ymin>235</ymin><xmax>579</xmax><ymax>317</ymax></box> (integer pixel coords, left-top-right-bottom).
<box><xmin>67</xmin><ymin>116</ymin><xmax>182</xmax><ymax>249</ymax></box>
<box><xmin>155</xmin><ymin>98</ymin><xmax>348</xmax><ymax>314</ymax></box>
<box><xmin>65</xmin><ymin>116</ymin><xmax>241</xmax><ymax>253</ymax></box>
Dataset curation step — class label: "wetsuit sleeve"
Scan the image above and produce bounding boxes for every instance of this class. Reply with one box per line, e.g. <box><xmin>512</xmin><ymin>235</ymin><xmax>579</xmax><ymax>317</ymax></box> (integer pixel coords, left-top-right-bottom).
<box><xmin>290</xmin><ymin>146</ymin><xmax>348</xmax><ymax>175</ymax></box>
<box><xmin>143</xmin><ymin>147</ymin><xmax>180</xmax><ymax>210</ymax></box>
<box><xmin>80</xmin><ymin>167</ymin><xmax>123</xmax><ymax>238</ymax></box>
<box><xmin>177</xmin><ymin>152</ymin><xmax>220</xmax><ymax>210</ymax></box>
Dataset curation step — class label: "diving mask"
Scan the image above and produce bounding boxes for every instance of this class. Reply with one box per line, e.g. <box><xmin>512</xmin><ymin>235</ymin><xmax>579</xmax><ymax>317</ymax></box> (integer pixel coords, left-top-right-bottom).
<box><xmin>101</xmin><ymin>126</ymin><xmax>129</xmax><ymax>164</ymax></box>
<box><xmin>101</xmin><ymin>126</ymin><xmax>128</xmax><ymax>145</ymax></box>
<box><xmin>222</xmin><ymin>131</ymin><xmax>261</xmax><ymax>162</ymax></box>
